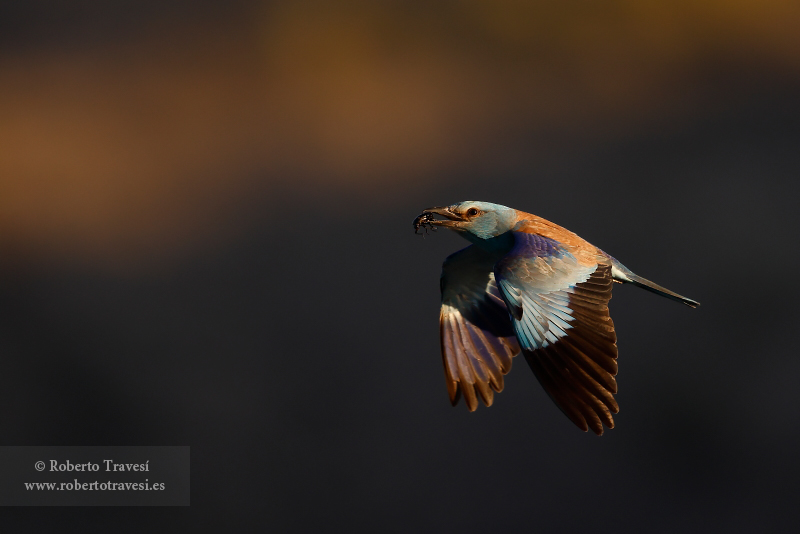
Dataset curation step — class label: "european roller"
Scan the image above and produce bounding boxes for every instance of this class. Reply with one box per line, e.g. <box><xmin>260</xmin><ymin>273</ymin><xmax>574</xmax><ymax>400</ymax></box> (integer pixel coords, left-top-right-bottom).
<box><xmin>414</xmin><ymin>201</ymin><xmax>699</xmax><ymax>435</ymax></box>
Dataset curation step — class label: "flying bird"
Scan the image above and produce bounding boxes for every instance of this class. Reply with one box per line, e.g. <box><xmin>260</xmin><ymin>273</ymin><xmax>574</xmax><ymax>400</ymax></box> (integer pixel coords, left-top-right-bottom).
<box><xmin>414</xmin><ymin>201</ymin><xmax>698</xmax><ymax>435</ymax></box>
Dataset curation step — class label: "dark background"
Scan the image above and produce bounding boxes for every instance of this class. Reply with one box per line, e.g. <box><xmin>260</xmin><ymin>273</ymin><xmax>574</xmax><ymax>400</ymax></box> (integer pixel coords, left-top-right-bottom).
<box><xmin>1</xmin><ymin>1</ymin><xmax>799</xmax><ymax>531</ymax></box>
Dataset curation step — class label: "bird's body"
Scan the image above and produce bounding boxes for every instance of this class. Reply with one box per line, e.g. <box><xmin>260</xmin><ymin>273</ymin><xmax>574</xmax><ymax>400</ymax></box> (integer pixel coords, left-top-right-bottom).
<box><xmin>415</xmin><ymin>201</ymin><xmax>698</xmax><ymax>435</ymax></box>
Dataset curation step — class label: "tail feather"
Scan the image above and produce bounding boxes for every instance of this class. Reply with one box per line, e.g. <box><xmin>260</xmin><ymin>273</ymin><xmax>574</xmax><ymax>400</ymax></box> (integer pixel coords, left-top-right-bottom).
<box><xmin>625</xmin><ymin>273</ymin><xmax>699</xmax><ymax>308</ymax></box>
<box><xmin>604</xmin><ymin>256</ymin><xmax>700</xmax><ymax>308</ymax></box>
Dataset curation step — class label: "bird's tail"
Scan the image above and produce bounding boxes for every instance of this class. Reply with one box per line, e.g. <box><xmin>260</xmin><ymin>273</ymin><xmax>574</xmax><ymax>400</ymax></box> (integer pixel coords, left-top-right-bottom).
<box><xmin>623</xmin><ymin>272</ymin><xmax>699</xmax><ymax>308</ymax></box>
<box><xmin>603</xmin><ymin>252</ymin><xmax>700</xmax><ymax>308</ymax></box>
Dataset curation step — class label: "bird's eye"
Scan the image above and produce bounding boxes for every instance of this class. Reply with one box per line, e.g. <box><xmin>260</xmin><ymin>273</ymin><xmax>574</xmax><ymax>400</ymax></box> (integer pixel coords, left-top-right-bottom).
<box><xmin>466</xmin><ymin>208</ymin><xmax>479</xmax><ymax>217</ymax></box>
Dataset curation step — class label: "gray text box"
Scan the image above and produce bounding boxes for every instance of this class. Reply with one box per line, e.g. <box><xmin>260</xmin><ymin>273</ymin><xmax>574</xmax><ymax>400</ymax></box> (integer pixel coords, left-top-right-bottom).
<box><xmin>0</xmin><ymin>446</ymin><xmax>189</xmax><ymax>506</ymax></box>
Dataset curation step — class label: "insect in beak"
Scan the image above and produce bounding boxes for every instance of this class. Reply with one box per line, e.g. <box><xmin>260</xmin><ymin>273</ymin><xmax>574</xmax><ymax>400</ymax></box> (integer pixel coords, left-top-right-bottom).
<box><xmin>413</xmin><ymin>212</ymin><xmax>438</xmax><ymax>236</ymax></box>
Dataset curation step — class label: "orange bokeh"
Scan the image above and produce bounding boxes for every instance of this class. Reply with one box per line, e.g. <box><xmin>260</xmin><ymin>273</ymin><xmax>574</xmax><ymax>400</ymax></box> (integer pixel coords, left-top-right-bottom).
<box><xmin>1</xmin><ymin>1</ymin><xmax>798</xmax><ymax>269</ymax></box>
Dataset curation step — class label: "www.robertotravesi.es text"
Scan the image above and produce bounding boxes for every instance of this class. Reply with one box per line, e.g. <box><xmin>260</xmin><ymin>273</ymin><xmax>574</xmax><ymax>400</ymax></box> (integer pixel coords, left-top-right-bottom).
<box><xmin>25</xmin><ymin>479</ymin><xmax>165</xmax><ymax>491</ymax></box>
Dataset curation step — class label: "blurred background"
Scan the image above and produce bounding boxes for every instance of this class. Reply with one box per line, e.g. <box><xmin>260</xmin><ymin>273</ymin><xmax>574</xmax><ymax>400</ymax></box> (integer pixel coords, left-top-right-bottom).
<box><xmin>1</xmin><ymin>0</ymin><xmax>799</xmax><ymax>531</ymax></box>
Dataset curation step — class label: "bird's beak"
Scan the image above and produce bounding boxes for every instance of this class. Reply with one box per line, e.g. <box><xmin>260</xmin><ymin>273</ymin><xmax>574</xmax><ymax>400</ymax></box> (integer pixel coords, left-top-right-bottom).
<box><xmin>420</xmin><ymin>206</ymin><xmax>463</xmax><ymax>228</ymax></box>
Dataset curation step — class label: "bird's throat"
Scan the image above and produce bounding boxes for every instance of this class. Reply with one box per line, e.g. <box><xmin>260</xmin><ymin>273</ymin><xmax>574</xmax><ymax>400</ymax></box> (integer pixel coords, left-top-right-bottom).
<box><xmin>461</xmin><ymin>230</ymin><xmax>515</xmax><ymax>256</ymax></box>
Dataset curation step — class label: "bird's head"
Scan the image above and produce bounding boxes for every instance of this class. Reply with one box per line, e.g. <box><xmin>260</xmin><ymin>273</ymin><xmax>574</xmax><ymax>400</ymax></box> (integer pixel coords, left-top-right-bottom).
<box><xmin>415</xmin><ymin>201</ymin><xmax>517</xmax><ymax>240</ymax></box>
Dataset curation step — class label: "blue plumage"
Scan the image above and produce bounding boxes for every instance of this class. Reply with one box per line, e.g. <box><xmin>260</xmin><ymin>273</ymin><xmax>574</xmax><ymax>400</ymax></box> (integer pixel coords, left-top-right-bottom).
<box><xmin>495</xmin><ymin>232</ymin><xmax>595</xmax><ymax>351</ymax></box>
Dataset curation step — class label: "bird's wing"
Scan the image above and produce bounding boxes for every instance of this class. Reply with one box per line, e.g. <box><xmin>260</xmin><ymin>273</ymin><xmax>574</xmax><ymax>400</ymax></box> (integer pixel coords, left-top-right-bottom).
<box><xmin>439</xmin><ymin>245</ymin><xmax>521</xmax><ymax>411</ymax></box>
<box><xmin>494</xmin><ymin>232</ymin><xmax>619</xmax><ymax>435</ymax></box>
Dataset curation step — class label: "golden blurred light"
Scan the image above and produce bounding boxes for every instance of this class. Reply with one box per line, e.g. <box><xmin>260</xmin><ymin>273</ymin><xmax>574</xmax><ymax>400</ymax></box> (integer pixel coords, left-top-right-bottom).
<box><xmin>0</xmin><ymin>1</ymin><xmax>797</xmax><ymax>269</ymax></box>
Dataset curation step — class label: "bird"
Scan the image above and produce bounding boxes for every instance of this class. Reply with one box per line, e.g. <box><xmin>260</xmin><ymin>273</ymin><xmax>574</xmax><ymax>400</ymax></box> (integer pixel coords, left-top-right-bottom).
<box><xmin>413</xmin><ymin>201</ymin><xmax>698</xmax><ymax>435</ymax></box>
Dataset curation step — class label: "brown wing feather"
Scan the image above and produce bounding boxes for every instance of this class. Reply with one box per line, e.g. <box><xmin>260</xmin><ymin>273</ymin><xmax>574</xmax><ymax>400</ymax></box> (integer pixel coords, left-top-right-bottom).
<box><xmin>440</xmin><ymin>289</ymin><xmax>520</xmax><ymax>410</ymax></box>
<box><xmin>522</xmin><ymin>264</ymin><xmax>619</xmax><ymax>435</ymax></box>
<box><xmin>439</xmin><ymin>246</ymin><xmax>521</xmax><ymax>411</ymax></box>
